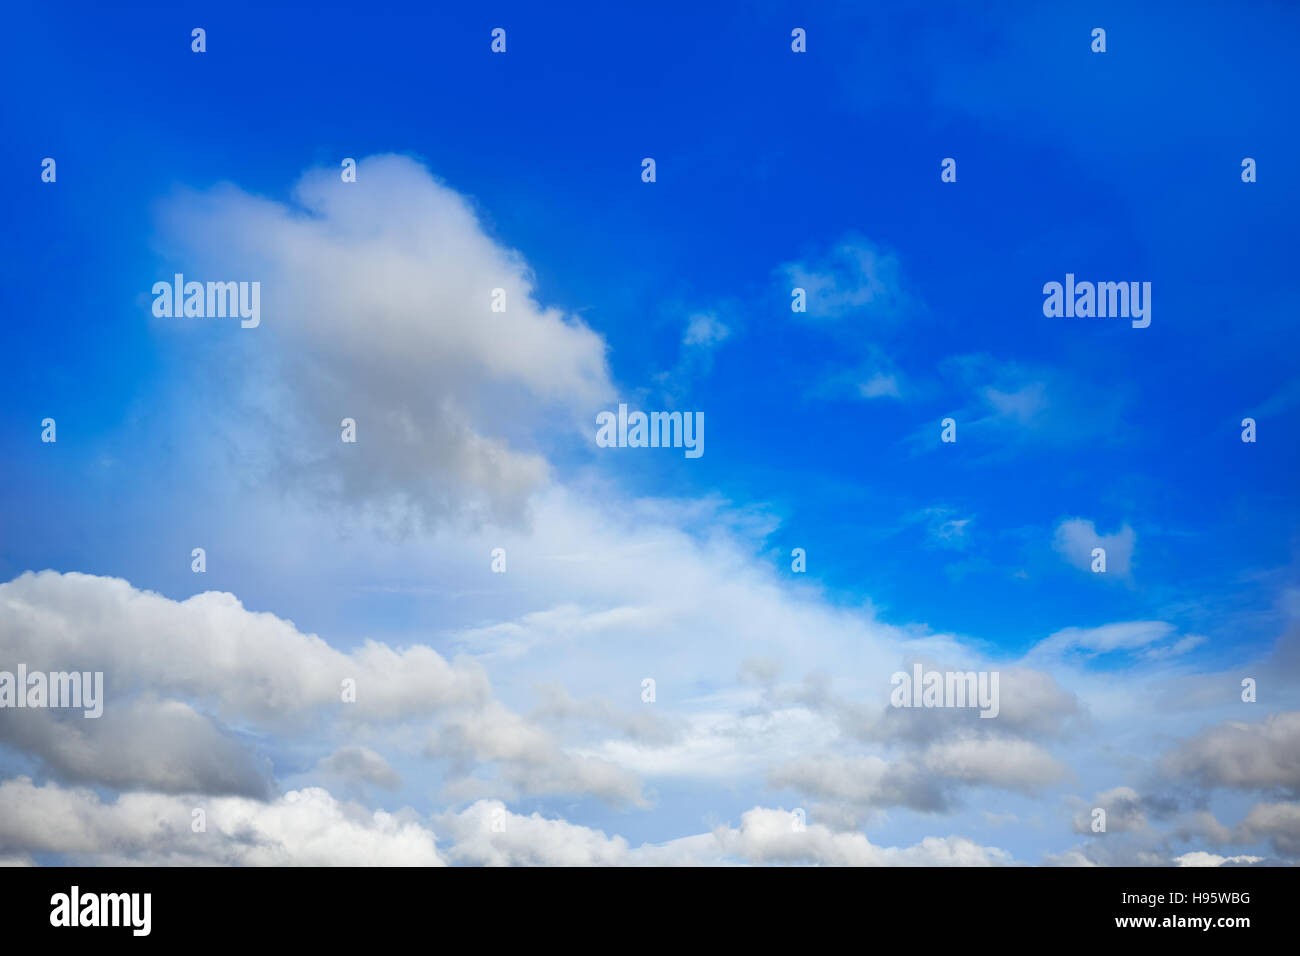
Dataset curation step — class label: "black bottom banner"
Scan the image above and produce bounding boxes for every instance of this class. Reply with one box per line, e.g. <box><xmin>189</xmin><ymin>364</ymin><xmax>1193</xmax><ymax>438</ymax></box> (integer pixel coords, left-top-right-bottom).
<box><xmin>0</xmin><ymin>865</ymin><xmax>1283</xmax><ymax>943</ymax></box>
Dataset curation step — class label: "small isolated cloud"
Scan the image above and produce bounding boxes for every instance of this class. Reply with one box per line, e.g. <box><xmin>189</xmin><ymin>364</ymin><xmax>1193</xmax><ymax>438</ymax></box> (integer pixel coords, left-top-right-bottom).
<box><xmin>934</xmin><ymin>354</ymin><xmax>1127</xmax><ymax>449</ymax></box>
<box><xmin>859</xmin><ymin>372</ymin><xmax>901</xmax><ymax>399</ymax></box>
<box><xmin>982</xmin><ymin>381</ymin><xmax>1048</xmax><ymax>426</ymax></box>
<box><xmin>683</xmin><ymin>312</ymin><xmax>729</xmax><ymax>348</ymax></box>
<box><xmin>777</xmin><ymin>238</ymin><xmax>908</xmax><ymax>321</ymax></box>
<box><xmin>654</xmin><ymin>309</ymin><xmax>733</xmax><ymax>394</ymax></box>
<box><xmin>1139</xmin><ymin>634</ymin><xmax>1208</xmax><ymax>661</ymax></box>
<box><xmin>809</xmin><ymin>346</ymin><xmax>907</xmax><ymax>403</ymax></box>
<box><xmin>1052</xmin><ymin>518</ymin><xmax>1136</xmax><ymax>576</ymax></box>
<box><xmin>905</xmin><ymin>507</ymin><xmax>974</xmax><ymax>550</ymax></box>
<box><xmin>1033</xmin><ymin>621</ymin><xmax>1174</xmax><ymax>660</ymax></box>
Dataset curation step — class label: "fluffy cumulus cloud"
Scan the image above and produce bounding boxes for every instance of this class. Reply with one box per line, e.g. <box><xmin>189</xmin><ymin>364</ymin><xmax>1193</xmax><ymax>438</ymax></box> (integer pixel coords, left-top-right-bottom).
<box><xmin>435</xmin><ymin>803</ymin><xmax>1012</xmax><ymax>867</ymax></box>
<box><xmin>154</xmin><ymin>154</ymin><xmax>613</xmax><ymax>529</ymax></box>
<box><xmin>0</xmin><ymin>777</ymin><xmax>1015</xmax><ymax>868</ymax></box>
<box><xmin>1050</xmin><ymin>711</ymin><xmax>1300</xmax><ymax>866</ymax></box>
<box><xmin>436</xmin><ymin>800</ymin><xmax>635</xmax><ymax>866</ymax></box>
<box><xmin>0</xmin><ymin>570</ymin><xmax>643</xmax><ymax>809</ymax></box>
<box><xmin>0</xmin><ymin>695</ymin><xmax>272</xmax><ymax>798</ymax></box>
<box><xmin>712</xmin><ymin>808</ymin><xmax>1013</xmax><ymax>867</ymax></box>
<box><xmin>0</xmin><ymin>778</ymin><xmax>443</xmax><ymax>866</ymax></box>
<box><xmin>0</xmin><ymin>570</ymin><xmax>489</xmax><ymax>727</ymax></box>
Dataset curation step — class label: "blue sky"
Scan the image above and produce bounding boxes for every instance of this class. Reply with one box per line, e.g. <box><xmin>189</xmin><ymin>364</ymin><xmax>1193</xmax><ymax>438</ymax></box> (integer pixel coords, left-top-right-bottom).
<box><xmin>1</xmin><ymin>1</ymin><xmax>1298</xmax><ymax>866</ymax></box>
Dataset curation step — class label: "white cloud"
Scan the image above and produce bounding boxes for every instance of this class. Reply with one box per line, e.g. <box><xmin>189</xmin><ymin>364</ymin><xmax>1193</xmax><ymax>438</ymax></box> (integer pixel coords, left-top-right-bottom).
<box><xmin>858</xmin><ymin>372</ymin><xmax>901</xmax><ymax>399</ymax></box>
<box><xmin>315</xmin><ymin>745</ymin><xmax>402</xmax><ymax>791</ymax></box>
<box><xmin>1052</xmin><ymin>518</ymin><xmax>1136</xmax><ymax>576</ymax></box>
<box><xmin>982</xmin><ymin>381</ymin><xmax>1047</xmax><ymax>425</ymax></box>
<box><xmin>1139</xmin><ymin>634</ymin><xmax>1208</xmax><ymax>661</ymax></box>
<box><xmin>766</xmin><ymin>736</ymin><xmax>1066</xmax><ymax>825</ymax></box>
<box><xmin>1236</xmin><ymin>801</ymin><xmax>1300</xmax><ymax>857</ymax></box>
<box><xmin>0</xmin><ymin>776</ymin><xmax>1018</xmax><ymax>867</ymax></box>
<box><xmin>1160</xmin><ymin>712</ymin><xmax>1300</xmax><ymax>794</ymax></box>
<box><xmin>427</xmin><ymin>700</ymin><xmax>648</xmax><ymax>807</ymax></box>
<box><xmin>0</xmin><ymin>570</ymin><xmax>489</xmax><ymax>727</ymax></box>
<box><xmin>1033</xmin><ymin>621</ymin><xmax>1172</xmax><ymax>659</ymax></box>
<box><xmin>436</xmin><ymin>802</ymin><xmax>1013</xmax><ymax>867</ymax></box>
<box><xmin>1043</xmin><ymin>847</ymin><xmax>1099</xmax><ymax>867</ymax></box>
<box><xmin>0</xmin><ymin>777</ymin><xmax>444</xmax><ymax>866</ymax></box>
<box><xmin>435</xmin><ymin>800</ymin><xmax>633</xmax><ymax>866</ymax></box>
<box><xmin>154</xmin><ymin>154</ymin><xmax>614</xmax><ymax>528</ymax></box>
<box><xmin>714</xmin><ymin>808</ymin><xmax>1013</xmax><ymax>866</ymax></box>
<box><xmin>935</xmin><ymin>354</ymin><xmax>1126</xmax><ymax>447</ymax></box>
<box><xmin>1070</xmin><ymin>786</ymin><xmax>1148</xmax><ymax>834</ymax></box>
<box><xmin>921</xmin><ymin>737</ymin><xmax>1067</xmax><ymax>790</ymax></box>
<box><xmin>777</xmin><ymin>239</ymin><xmax>908</xmax><ymax>320</ymax></box>
<box><xmin>769</xmin><ymin>754</ymin><xmax>947</xmax><ymax>815</ymax></box>
<box><xmin>0</xmin><ymin>695</ymin><xmax>271</xmax><ymax>798</ymax></box>
<box><xmin>683</xmin><ymin>312</ymin><xmax>729</xmax><ymax>347</ymax></box>
<box><xmin>1172</xmin><ymin>810</ymin><xmax>1233</xmax><ymax>845</ymax></box>
<box><xmin>1173</xmin><ymin>851</ymin><xmax>1264</xmax><ymax>867</ymax></box>
<box><xmin>0</xmin><ymin>570</ymin><xmax>643</xmax><ymax>807</ymax></box>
